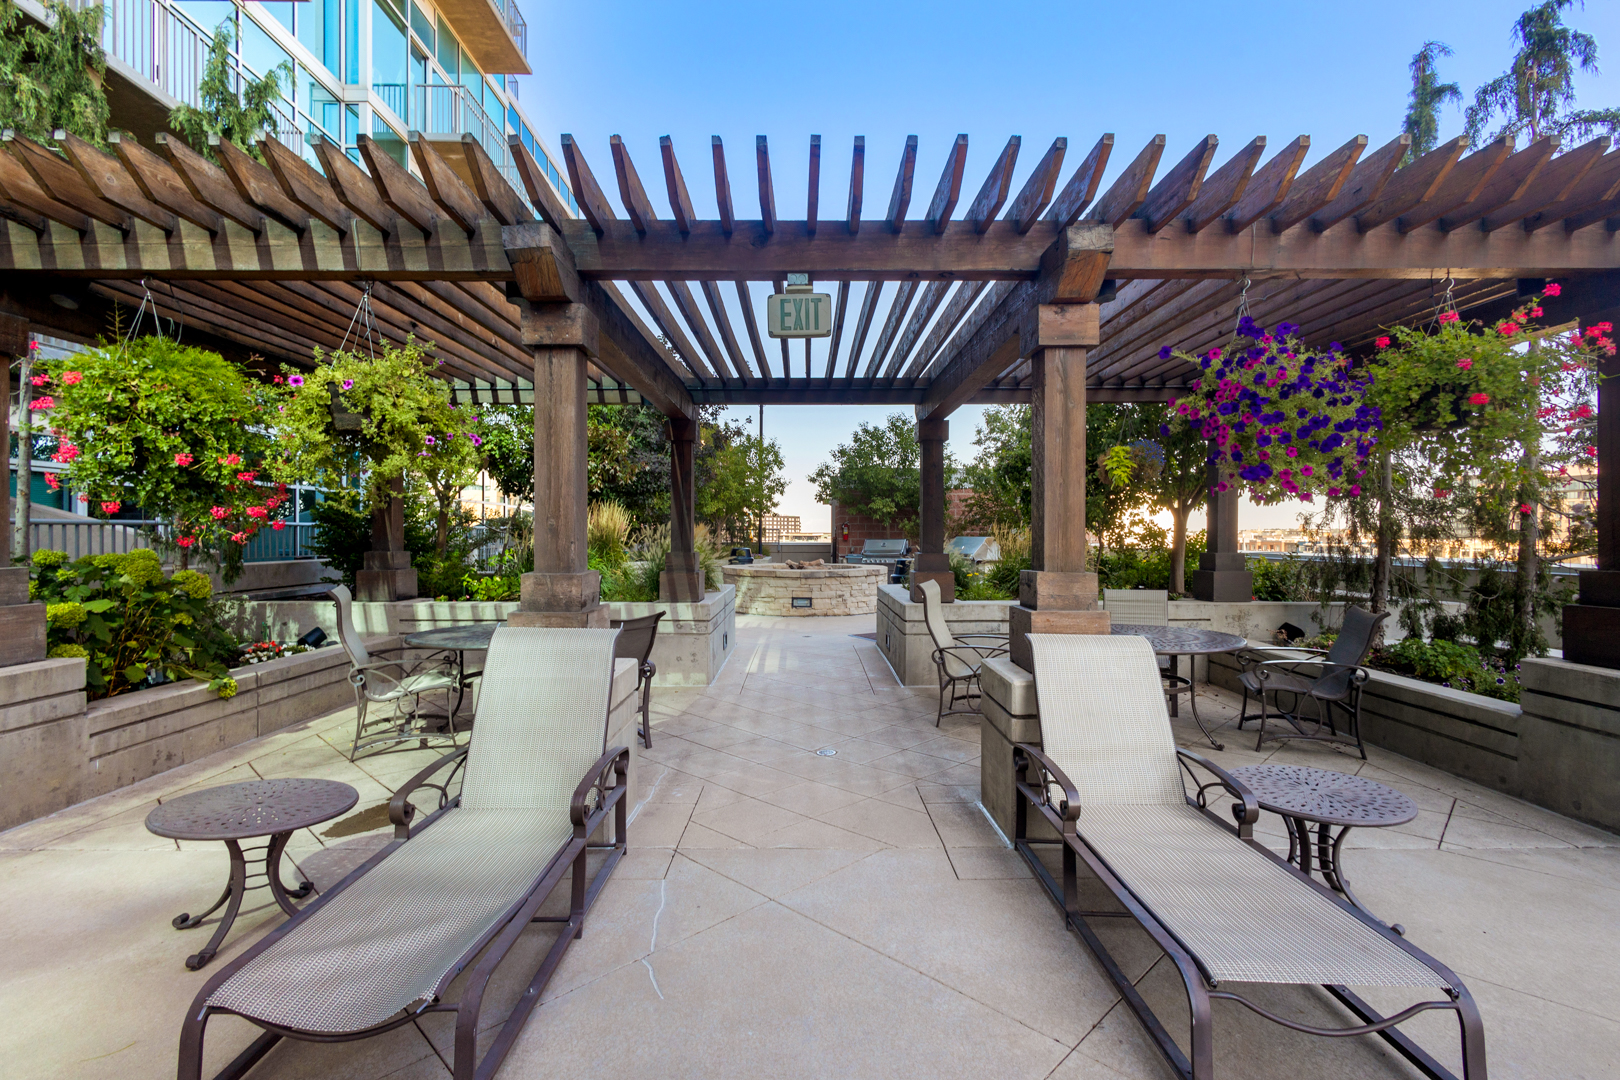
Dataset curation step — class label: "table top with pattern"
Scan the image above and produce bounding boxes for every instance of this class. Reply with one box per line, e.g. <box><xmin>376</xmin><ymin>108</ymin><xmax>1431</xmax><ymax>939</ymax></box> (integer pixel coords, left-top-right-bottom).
<box><xmin>1228</xmin><ymin>764</ymin><xmax>1418</xmax><ymax>828</ymax></box>
<box><xmin>145</xmin><ymin>779</ymin><xmax>359</xmax><ymax>841</ymax></box>
<box><xmin>1110</xmin><ymin>624</ymin><xmax>1249</xmax><ymax>656</ymax></box>
<box><xmin>403</xmin><ymin>623</ymin><xmax>502</xmax><ymax>651</ymax></box>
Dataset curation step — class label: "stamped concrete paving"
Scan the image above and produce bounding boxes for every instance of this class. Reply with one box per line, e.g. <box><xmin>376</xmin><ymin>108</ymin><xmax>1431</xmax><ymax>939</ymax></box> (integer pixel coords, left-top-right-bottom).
<box><xmin>1</xmin><ymin>613</ymin><xmax>1616</xmax><ymax>1079</ymax></box>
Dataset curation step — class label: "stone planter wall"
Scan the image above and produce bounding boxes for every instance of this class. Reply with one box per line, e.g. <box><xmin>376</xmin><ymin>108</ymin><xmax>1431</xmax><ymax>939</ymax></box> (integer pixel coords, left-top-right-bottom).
<box><xmin>0</xmin><ymin>636</ymin><xmax>391</xmax><ymax>832</ymax></box>
<box><xmin>724</xmin><ymin>564</ymin><xmax>887</xmax><ymax>617</ymax></box>
<box><xmin>875</xmin><ymin>584</ymin><xmax>1014</xmax><ymax>687</ymax></box>
<box><xmin>605</xmin><ymin>586</ymin><xmax>736</xmax><ymax>687</ymax></box>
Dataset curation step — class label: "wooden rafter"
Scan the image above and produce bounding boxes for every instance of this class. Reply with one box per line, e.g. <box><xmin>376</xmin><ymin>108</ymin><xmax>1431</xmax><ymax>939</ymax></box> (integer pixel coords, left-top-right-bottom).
<box><xmin>756</xmin><ymin>136</ymin><xmax>777</xmax><ymax>234</ymax></box>
<box><xmin>885</xmin><ymin>136</ymin><xmax>918</xmax><ymax>233</ymax></box>
<box><xmin>865</xmin><ymin>279</ymin><xmax>918</xmax><ymax>377</ymax></box>
<box><xmin>845</xmin><ymin>280</ymin><xmax>883</xmax><ymax>377</ymax></box>
<box><xmin>1005</xmin><ymin>138</ymin><xmax>1067</xmax><ymax>235</ymax></box>
<box><xmin>1136</xmin><ymin>135</ymin><xmax>1218</xmax><ymax>234</ymax></box>
<box><xmin>1088</xmin><ymin>135</ymin><xmax>1165</xmax><ymax>226</ymax></box>
<box><xmin>1184</xmin><ymin>136</ymin><xmax>1266</xmax><ymax>233</ymax></box>
<box><xmin>925</xmin><ymin>134</ymin><xmax>969</xmax><ymax>233</ymax></box>
<box><xmin>807</xmin><ymin>135</ymin><xmax>821</xmax><ymax>235</ymax></box>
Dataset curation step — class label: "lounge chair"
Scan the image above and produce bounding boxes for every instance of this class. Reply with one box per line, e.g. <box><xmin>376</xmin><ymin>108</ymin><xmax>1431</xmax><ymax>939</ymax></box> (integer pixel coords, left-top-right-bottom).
<box><xmin>178</xmin><ymin>626</ymin><xmax>632</xmax><ymax>1080</ymax></box>
<box><xmin>610</xmin><ymin>611</ymin><xmax>663</xmax><ymax>749</ymax></box>
<box><xmin>919</xmin><ymin>577</ymin><xmax>1008</xmax><ymax>726</ymax></box>
<box><xmin>330</xmin><ymin>584</ymin><xmax>465</xmax><ymax>760</ymax></box>
<box><xmin>1235</xmin><ymin>605</ymin><xmax>1390</xmax><ymax>758</ymax></box>
<box><xmin>1013</xmin><ymin>633</ymin><xmax>1484</xmax><ymax>1080</ymax></box>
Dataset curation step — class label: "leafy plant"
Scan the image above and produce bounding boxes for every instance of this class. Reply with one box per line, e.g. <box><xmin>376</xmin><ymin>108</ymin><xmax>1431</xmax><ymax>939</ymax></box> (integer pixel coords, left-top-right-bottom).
<box><xmin>32</xmin><ymin>548</ymin><xmax>240</xmax><ymax>699</ymax></box>
<box><xmin>1402</xmin><ymin>41</ymin><xmax>1462</xmax><ymax>161</ymax></box>
<box><xmin>0</xmin><ymin>0</ymin><xmax>109</xmax><ymax>148</ymax></box>
<box><xmin>1248</xmin><ymin>554</ymin><xmax>1311</xmax><ymax>602</ymax></box>
<box><xmin>1370</xmin><ymin>637</ymin><xmax>1521</xmax><ymax>702</ymax></box>
<box><xmin>702</xmin><ymin>433</ymin><xmax>787</xmax><ymax>546</ymax></box>
<box><xmin>40</xmin><ymin>336</ymin><xmax>283</xmax><ymax>578</ymax></box>
<box><xmin>958</xmin><ymin>406</ymin><xmax>1032</xmax><ymax>532</ymax></box>
<box><xmin>984</xmin><ymin>525</ymin><xmax>1031</xmax><ymax>598</ymax></box>
<box><xmin>305</xmin><ymin>494</ymin><xmax>370</xmax><ymax>589</ymax></box>
<box><xmin>168</xmin><ymin>19</ymin><xmax>290</xmax><ymax>164</ymax></box>
<box><xmin>1163</xmin><ymin>316</ymin><xmax>1381</xmax><ymax>505</ymax></box>
<box><xmin>1464</xmin><ymin>0</ymin><xmax>1620</xmax><ymax>145</ymax></box>
<box><xmin>810</xmin><ymin>414</ymin><xmax>936</xmax><ymax>539</ymax></box>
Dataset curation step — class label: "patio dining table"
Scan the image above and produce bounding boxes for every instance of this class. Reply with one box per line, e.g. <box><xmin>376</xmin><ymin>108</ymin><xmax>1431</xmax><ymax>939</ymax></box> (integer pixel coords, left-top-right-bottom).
<box><xmin>402</xmin><ymin>622</ymin><xmax>501</xmax><ymax>722</ymax></box>
<box><xmin>1109</xmin><ymin>623</ymin><xmax>1248</xmax><ymax>750</ymax></box>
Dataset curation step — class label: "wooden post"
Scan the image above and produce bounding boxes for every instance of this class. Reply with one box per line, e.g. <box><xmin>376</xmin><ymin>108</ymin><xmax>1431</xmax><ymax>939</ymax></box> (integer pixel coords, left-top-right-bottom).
<box><xmin>1009</xmin><ymin>320</ymin><xmax>1109</xmax><ymax>672</ymax></box>
<box><xmin>1564</xmin><ymin>325</ymin><xmax>1620</xmax><ymax>667</ymax></box>
<box><xmin>354</xmin><ymin>474</ymin><xmax>419</xmax><ymax>601</ymax></box>
<box><xmin>0</xmin><ymin>314</ymin><xmax>45</xmax><ymax>666</ymax></box>
<box><xmin>513</xmin><ymin>302</ymin><xmax>607</xmax><ymax>627</ymax></box>
<box><xmin>910</xmin><ymin>416</ymin><xmax>954</xmax><ymax>602</ymax></box>
<box><xmin>661</xmin><ymin>415</ymin><xmax>705</xmax><ymax>602</ymax></box>
<box><xmin>1192</xmin><ymin>457</ymin><xmax>1253</xmax><ymax>602</ymax></box>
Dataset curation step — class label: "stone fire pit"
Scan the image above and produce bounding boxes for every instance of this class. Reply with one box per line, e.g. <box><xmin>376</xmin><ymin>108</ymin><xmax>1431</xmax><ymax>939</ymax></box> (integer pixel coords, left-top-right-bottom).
<box><xmin>722</xmin><ymin>562</ymin><xmax>888</xmax><ymax>616</ymax></box>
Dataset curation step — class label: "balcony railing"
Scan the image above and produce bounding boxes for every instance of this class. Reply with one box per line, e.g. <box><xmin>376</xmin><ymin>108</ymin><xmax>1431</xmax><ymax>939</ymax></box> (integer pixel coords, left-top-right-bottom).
<box><xmin>81</xmin><ymin>0</ymin><xmax>304</xmax><ymax>156</ymax></box>
<box><xmin>30</xmin><ymin>518</ymin><xmax>320</xmax><ymax>564</ymax></box>
<box><xmin>504</xmin><ymin>0</ymin><xmax>526</xmax><ymax>58</ymax></box>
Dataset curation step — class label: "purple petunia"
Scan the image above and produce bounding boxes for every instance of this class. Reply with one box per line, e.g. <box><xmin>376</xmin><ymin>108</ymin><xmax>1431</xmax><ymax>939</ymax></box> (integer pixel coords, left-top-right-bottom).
<box><xmin>288</xmin><ymin>374</ymin><xmax>305</xmax><ymax>387</ymax></box>
<box><xmin>342</xmin><ymin>379</ymin><xmax>354</xmax><ymax>390</ymax></box>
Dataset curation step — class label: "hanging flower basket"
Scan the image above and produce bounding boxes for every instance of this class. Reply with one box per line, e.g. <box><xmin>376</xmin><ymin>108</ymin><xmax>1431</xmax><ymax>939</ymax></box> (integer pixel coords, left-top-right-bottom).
<box><xmin>1159</xmin><ymin>318</ymin><xmax>1380</xmax><ymax>504</ymax></box>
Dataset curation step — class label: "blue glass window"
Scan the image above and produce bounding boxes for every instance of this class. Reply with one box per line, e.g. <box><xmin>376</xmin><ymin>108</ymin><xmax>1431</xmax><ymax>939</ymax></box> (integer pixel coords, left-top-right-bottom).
<box><xmin>409</xmin><ymin>0</ymin><xmax>433</xmax><ymax>50</ymax></box>
<box><xmin>371</xmin><ymin>0</ymin><xmax>408</xmax><ymax>118</ymax></box>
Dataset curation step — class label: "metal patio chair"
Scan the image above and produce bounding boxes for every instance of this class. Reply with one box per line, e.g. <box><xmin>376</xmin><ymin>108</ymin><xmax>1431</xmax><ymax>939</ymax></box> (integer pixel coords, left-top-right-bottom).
<box><xmin>610</xmin><ymin>611</ymin><xmax>663</xmax><ymax>748</ymax></box>
<box><xmin>1014</xmin><ymin>633</ymin><xmax>1485</xmax><ymax>1080</ymax></box>
<box><xmin>1235</xmin><ymin>605</ymin><xmax>1390</xmax><ymax>758</ymax></box>
<box><xmin>178</xmin><ymin>626</ymin><xmax>631</xmax><ymax>1080</ymax></box>
<box><xmin>1105</xmin><ymin>587</ymin><xmax>1206</xmax><ymax>725</ymax></box>
<box><xmin>919</xmin><ymin>577</ymin><xmax>1008</xmax><ymax>726</ymax></box>
<box><xmin>330</xmin><ymin>584</ymin><xmax>463</xmax><ymax>760</ymax></box>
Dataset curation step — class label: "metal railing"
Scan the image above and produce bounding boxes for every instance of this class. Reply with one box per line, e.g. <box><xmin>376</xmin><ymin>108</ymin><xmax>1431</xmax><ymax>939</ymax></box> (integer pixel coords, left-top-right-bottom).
<box><xmin>81</xmin><ymin>0</ymin><xmax>304</xmax><ymax>156</ymax></box>
<box><xmin>29</xmin><ymin>518</ymin><xmax>320</xmax><ymax>563</ymax></box>
<box><xmin>503</xmin><ymin>0</ymin><xmax>526</xmax><ymax>58</ymax></box>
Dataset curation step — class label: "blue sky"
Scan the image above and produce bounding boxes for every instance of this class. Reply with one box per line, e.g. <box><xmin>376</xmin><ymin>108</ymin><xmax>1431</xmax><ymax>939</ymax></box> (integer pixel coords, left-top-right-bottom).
<box><xmin>512</xmin><ymin>0</ymin><xmax>1619</xmax><ymax>532</ymax></box>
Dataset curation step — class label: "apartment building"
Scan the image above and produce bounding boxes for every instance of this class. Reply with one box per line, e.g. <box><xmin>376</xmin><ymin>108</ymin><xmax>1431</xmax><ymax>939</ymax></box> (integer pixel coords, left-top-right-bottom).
<box><xmin>18</xmin><ymin>0</ymin><xmax>577</xmax><ymax>214</ymax></box>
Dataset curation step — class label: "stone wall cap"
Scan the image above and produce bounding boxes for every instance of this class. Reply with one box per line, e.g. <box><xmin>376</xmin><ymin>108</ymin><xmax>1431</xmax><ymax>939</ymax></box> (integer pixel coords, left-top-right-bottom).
<box><xmin>981</xmin><ymin>656</ymin><xmax>1038</xmax><ymax>718</ymax></box>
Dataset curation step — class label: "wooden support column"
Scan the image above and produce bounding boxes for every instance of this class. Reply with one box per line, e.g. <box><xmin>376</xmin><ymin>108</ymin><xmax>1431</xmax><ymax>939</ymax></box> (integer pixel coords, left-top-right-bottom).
<box><xmin>1564</xmin><ymin>322</ymin><xmax>1620</xmax><ymax>667</ymax></box>
<box><xmin>355</xmin><ymin>474</ymin><xmax>418</xmax><ymax>602</ymax></box>
<box><xmin>661</xmin><ymin>416</ymin><xmax>705</xmax><ymax>602</ymax></box>
<box><xmin>513</xmin><ymin>301</ymin><xmax>607</xmax><ymax>627</ymax></box>
<box><xmin>1192</xmin><ymin>458</ymin><xmax>1253</xmax><ymax>603</ymax></box>
<box><xmin>0</xmin><ymin>314</ymin><xmax>46</xmax><ymax>665</ymax></box>
<box><xmin>1009</xmin><ymin>308</ymin><xmax>1110</xmax><ymax>672</ymax></box>
<box><xmin>910</xmin><ymin>416</ymin><xmax>954</xmax><ymax>603</ymax></box>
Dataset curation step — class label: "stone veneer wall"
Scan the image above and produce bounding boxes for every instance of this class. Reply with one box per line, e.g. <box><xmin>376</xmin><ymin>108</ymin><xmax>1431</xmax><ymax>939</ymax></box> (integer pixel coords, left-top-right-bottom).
<box><xmin>0</xmin><ymin>637</ymin><xmax>388</xmax><ymax>832</ymax></box>
<box><xmin>724</xmin><ymin>564</ymin><xmax>887</xmax><ymax>617</ymax></box>
<box><xmin>875</xmin><ymin>584</ymin><xmax>1014</xmax><ymax>687</ymax></box>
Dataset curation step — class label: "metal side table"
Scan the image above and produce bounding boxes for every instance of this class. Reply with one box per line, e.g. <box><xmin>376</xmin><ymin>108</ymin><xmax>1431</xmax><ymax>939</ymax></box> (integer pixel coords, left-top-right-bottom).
<box><xmin>146</xmin><ymin>778</ymin><xmax>358</xmax><ymax>969</ymax></box>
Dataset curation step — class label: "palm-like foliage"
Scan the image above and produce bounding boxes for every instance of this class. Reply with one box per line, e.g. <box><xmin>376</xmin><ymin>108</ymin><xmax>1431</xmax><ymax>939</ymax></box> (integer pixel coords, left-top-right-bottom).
<box><xmin>1465</xmin><ymin>0</ymin><xmax>1620</xmax><ymax>145</ymax></box>
<box><xmin>1403</xmin><ymin>41</ymin><xmax>1462</xmax><ymax>162</ymax></box>
<box><xmin>0</xmin><ymin>0</ymin><xmax>109</xmax><ymax>148</ymax></box>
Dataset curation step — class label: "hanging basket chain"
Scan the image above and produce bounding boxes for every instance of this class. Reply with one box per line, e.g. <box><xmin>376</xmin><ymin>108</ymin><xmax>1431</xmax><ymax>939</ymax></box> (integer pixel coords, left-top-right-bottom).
<box><xmin>338</xmin><ymin>281</ymin><xmax>380</xmax><ymax>360</ymax></box>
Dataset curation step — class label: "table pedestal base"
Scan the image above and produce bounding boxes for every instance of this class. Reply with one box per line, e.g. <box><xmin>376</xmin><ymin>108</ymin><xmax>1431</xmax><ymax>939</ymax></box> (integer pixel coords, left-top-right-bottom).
<box><xmin>1282</xmin><ymin>816</ymin><xmax>1404</xmax><ymax>936</ymax></box>
<box><xmin>173</xmin><ymin>831</ymin><xmax>312</xmax><ymax>969</ymax></box>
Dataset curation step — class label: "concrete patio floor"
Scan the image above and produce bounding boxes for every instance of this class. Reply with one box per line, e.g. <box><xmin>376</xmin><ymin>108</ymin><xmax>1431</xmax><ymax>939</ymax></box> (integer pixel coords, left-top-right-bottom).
<box><xmin>2</xmin><ymin>614</ymin><xmax>1617</xmax><ymax>1080</ymax></box>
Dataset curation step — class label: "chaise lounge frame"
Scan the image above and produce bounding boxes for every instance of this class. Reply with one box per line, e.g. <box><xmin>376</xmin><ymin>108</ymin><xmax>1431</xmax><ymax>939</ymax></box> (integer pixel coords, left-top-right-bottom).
<box><xmin>177</xmin><ymin>631</ymin><xmax>631</xmax><ymax>1080</ymax></box>
<box><xmin>1011</xmin><ymin>635</ymin><xmax>1486</xmax><ymax>1080</ymax></box>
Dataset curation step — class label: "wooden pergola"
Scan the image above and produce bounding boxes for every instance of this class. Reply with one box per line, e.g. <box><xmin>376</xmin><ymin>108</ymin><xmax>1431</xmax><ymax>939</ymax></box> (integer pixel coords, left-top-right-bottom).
<box><xmin>1</xmin><ymin>125</ymin><xmax>1618</xmax><ymax>651</ymax></box>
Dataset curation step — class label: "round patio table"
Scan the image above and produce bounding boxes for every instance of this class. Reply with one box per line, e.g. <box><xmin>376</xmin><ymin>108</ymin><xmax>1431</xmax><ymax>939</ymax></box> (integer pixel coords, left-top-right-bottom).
<box><xmin>146</xmin><ymin>778</ymin><xmax>357</xmax><ymax>969</ymax></box>
<box><xmin>1110</xmin><ymin>624</ymin><xmax>1247</xmax><ymax>750</ymax></box>
<box><xmin>1228</xmin><ymin>763</ymin><xmax>1417</xmax><ymax>933</ymax></box>
<box><xmin>403</xmin><ymin>622</ymin><xmax>501</xmax><ymax>721</ymax></box>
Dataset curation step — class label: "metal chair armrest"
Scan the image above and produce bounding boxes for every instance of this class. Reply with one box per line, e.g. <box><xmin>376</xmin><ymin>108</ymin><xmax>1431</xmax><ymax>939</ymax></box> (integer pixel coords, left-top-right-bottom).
<box><xmin>956</xmin><ymin>633</ymin><xmax>1011</xmax><ymax>645</ymax></box>
<box><xmin>1252</xmin><ymin>660</ymin><xmax>1370</xmax><ymax>690</ymax></box>
<box><xmin>1177</xmin><ymin>748</ymin><xmax>1260</xmax><ymax>837</ymax></box>
<box><xmin>935</xmin><ymin>644</ymin><xmax>1000</xmax><ymax>670</ymax></box>
<box><xmin>571</xmin><ymin>745</ymin><xmax>631</xmax><ymax>827</ymax></box>
<box><xmin>1237</xmin><ymin>645</ymin><xmax>1326</xmax><ymax>669</ymax></box>
<box><xmin>1013</xmin><ymin>742</ymin><xmax>1082</xmax><ymax>825</ymax></box>
<box><xmin>389</xmin><ymin>746</ymin><xmax>470</xmax><ymax>839</ymax></box>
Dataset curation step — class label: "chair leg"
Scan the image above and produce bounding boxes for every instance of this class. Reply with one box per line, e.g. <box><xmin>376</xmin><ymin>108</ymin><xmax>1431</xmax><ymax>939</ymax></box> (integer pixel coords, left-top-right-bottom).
<box><xmin>349</xmin><ymin>695</ymin><xmax>368</xmax><ymax>762</ymax></box>
<box><xmin>638</xmin><ymin>681</ymin><xmax>653</xmax><ymax>749</ymax></box>
<box><xmin>1254</xmin><ymin>693</ymin><xmax>1270</xmax><ymax>752</ymax></box>
<box><xmin>1236</xmin><ymin>683</ymin><xmax>1252</xmax><ymax>729</ymax></box>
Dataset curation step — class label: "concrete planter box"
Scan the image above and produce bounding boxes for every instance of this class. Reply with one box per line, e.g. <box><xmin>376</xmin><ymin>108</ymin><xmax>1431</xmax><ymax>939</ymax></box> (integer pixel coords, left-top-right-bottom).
<box><xmin>875</xmin><ymin>584</ymin><xmax>1013</xmax><ymax>687</ymax></box>
<box><xmin>605</xmin><ymin>586</ymin><xmax>737</xmax><ymax>687</ymax></box>
<box><xmin>0</xmin><ymin>636</ymin><xmax>392</xmax><ymax>832</ymax></box>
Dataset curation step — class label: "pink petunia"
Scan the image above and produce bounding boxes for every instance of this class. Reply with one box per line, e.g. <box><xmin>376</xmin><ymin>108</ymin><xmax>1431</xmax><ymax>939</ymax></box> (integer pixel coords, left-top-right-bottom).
<box><xmin>1438</xmin><ymin>312</ymin><xmax>1460</xmax><ymax>324</ymax></box>
<box><xmin>1349</xmin><ymin>485</ymin><xmax>1361</xmax><ymax>497</ymax></box>
<box><xmin>100</xmin><ymin>501</ymin><xmax>120</xmax><ymax>514</ymax></box>
<box><xmin>342</xmin><ymin>379</ymin><xmax>354</xmax><ymax>390</ymax></box>
<box><xmin>1456</xmin><ymin>358</ymin><xmax>1473</xmax><ymax>370</ymax></box>
<box><xmin>1545</xmin><ymin>282</ymin><xmax>1562</xmax><ymax>297</ymax></box>
<box><xmin>1327</xmin><ymin>487</ymin><xmax>1342</xmax><ymax>497</ymax></box>
<box><xmin>1468</xmin><ymin>393</ymin><xmax>1490</xmax><ymax>405</ymax></box>
<box><xmin>288</xmin><ymin>374</ymin><xmax>305</xmax><ymax>388</ymax></box>
<box><xmin>62</xmin><ymin>371</ymin><xmax>82</xmax><ymax>385</ymax></box>
<box><xmin>174</xmin><ymin>453</ymin><xmax>194</xmax><ymax>467</ymax></box>
<box><xmin>1375</xmin><ymin>336</ymin><xmax>1390</xmax><ymax>349</ymax></box>
<box><xmin>210</xmin><ymin>506</ymin><xmax>229</xmax><ymax>520</ymax></box>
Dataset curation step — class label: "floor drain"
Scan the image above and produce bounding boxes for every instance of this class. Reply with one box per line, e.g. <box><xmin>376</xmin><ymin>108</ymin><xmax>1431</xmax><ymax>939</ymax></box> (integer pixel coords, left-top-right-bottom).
<box><xmin>815</xmin><ymin>748</ymin><xmax>838</xmax><ymax>757</ymax></box>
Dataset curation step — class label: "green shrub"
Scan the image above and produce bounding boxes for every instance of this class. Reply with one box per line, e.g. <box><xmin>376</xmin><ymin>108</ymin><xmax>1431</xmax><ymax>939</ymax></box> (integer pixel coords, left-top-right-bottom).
<box><xmin>1248</xmin><ymin>555</ymin><xmax>1310</xmax><ymax>602</ymax></box>
<box><xmin>32</xmin><ymin>549</ymin><xmax>240</xmax><ymax>698</ymax></box>
<box><xmin>1369</xmin><ymin>637</ymin><xmax>1520</xmax><ymax>702</ymax></box>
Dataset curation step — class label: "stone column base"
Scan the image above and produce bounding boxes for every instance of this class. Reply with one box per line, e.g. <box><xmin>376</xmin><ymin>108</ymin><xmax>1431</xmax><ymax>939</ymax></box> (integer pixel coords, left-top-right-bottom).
<box><xmin>1009</xmin><ymin>606</ymin><xmax>1111</xmax><ymax>671</ymax></box>
<box><xmin>660</xmin><ymin>552</ymin><xmax>706</xmax><ymax>603</ymax></box>
<box><xmin>910</xmin><ymin>552</ymin><xmax>955</xmax><ymax>603</ymax></box>
<box><xmin>355</xmin><ymin>568</ymin><xmax>419</xmax><ymax>602</ymax></box>
<box><xmin>1562</xmin><ymin>604</ymin><xmax>1620</xmax><ymax>669</ymax></box>
<box><xmin>1192</xmin><ymin>569</ymin><xmax>1253</xmax><ymax>603</ymax></box>
<box><xmin>0</xmin><ymin>567</ymin><xmax>45</xmax><ymax>667</ymax></box>
<box><xmin>512</xmin><ymin>571</ymin><xmax>607</xmax><ymax>628</ymax></box>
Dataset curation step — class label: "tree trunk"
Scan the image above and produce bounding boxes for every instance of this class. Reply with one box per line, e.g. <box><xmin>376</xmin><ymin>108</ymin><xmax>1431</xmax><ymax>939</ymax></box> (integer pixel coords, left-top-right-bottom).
<box><xmin>14</xmin><ymin>352</ymin><xmax>31</xmax><ymax>561</ymax></box>
<box><xmin>435</xmin><ymin>491</ymin><xmax>451</xmax><ymax>557</ymax></box>
<box><xmin>1514</xmin><ymin>450</ymin><xmax>1540</xmax><ymax>660</ymax></box>
<box><xmin>1170</xmin><ymin>502</ymin><xmax>1190</xmax><ymax>595</ymax></box>
<box><xmin>1370</xmin><ymin>449</ymin><xmax>1395</xmax><ymax>615</ymax></box>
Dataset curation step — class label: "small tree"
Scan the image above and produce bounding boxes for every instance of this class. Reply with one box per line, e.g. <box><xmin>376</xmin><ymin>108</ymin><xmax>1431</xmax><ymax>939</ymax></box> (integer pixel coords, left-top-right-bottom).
<box><xmin>0</xmin><ymin>0</ymin><xmax>110</xmax><ymax>148</ymax></box>
<box><xmin>810</xmin><ymin>414</ymin><xmax>935</xmax><ymax>538</ymax></box>
<box><xmin>168</xmin><ymin>20</ymin><xmax>290</xmax><ymax>164</ymax></box>
<box><xmin>1465</xmin><ymin>0</ymin><xmax>1620</xmax><ymax>145</ymax></box>
<box><xmin>701</xmin><ymin>435</ymin><xmax>786</xmax><ymax>545</ymax></box>
<box><xmin>959</xmin><ymin>405</ymin><xmax>1033</xmax><ymax>531</ymax></box>
<box><xmin>40</xmin><ymin>336</ymin><xmax>280</xmax><ymax>575</ymax></box>
<box><xmin>1403</xmin><ymin>41</ymin><xmax>1462</xmax><ymax>161</ymax></box>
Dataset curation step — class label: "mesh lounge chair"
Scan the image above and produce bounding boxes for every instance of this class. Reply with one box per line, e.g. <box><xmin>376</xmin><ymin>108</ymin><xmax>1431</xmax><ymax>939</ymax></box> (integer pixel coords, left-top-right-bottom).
<box><xmin>1235</xmin><ymin>606</ymin><xmax>1391</xmax><ymax>758</ymax></box>
<box><xmin>919</xmin><ymin>577</ymin><xmax>1008</xmax><ymax>726</ymax></box>
<box><xmin>610</xmin><ymin>611</ymin><xmax>663</xmax><ymax>748</ymax></box>
<box><xmin>1013</xmin><ymin>633</ymin><xmax>1485</xmax><ymax>1080</ymax></box>
<box><xmin>330</xmin><ymin>584</ymin><xmax>464</xmax><ymax>760</ymax></box>
<box><xmin>178</xmin><ymin>627</ymin><xmax>631</xmax><ymax>1080</ymax></box>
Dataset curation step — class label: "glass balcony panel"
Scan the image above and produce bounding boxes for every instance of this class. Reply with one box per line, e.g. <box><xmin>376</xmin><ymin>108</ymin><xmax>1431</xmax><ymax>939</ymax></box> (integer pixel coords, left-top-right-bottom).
<box><xmin>434</xmin><ymin>13</ymin><xmax>457</xmax><ymax>77</ymax></box>
<box><xmin>409</xmin><ymin>0</ymin><xmax>433</xmax><ymax>51</ymax></box>
<box><xmin>261</xmin><ymin>1</ymin><xmax>293</xmax><ymax>33</ymax></box>
<box><xmin>371</xmin><ymin>0</ymin><xmax>408</xmax><ymax>118</ymax></box>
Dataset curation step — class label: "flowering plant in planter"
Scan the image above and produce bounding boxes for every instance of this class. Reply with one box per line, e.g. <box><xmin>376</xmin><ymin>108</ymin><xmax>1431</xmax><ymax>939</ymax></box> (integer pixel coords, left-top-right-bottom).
<box><xmin>1160</xmin><ymin>317</ymin><xmax>1380</xmax><ymax>504</ymax></box>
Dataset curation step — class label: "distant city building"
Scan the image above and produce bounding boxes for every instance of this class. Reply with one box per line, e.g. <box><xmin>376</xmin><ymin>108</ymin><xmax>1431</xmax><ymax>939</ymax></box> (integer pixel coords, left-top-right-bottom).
<box><xmin>761</xmin><ymin>513</ymin><xmax>801</xmax><ymax>544</ymax></box>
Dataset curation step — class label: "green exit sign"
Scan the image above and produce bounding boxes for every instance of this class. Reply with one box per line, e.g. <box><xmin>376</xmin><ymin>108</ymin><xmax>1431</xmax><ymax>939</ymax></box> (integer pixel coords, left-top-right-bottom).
<box><xmin>767</xmin><ymin>291</ymin><xmax>832</xmax><ymax>338</ymax></box>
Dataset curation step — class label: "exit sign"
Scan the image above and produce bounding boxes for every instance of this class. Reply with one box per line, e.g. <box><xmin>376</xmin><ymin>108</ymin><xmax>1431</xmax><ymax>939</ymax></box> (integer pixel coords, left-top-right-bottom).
<box><xmin>767</xmin><ymin>276</ymin><xmax>833</xmax><ymax>338</ymax></box>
